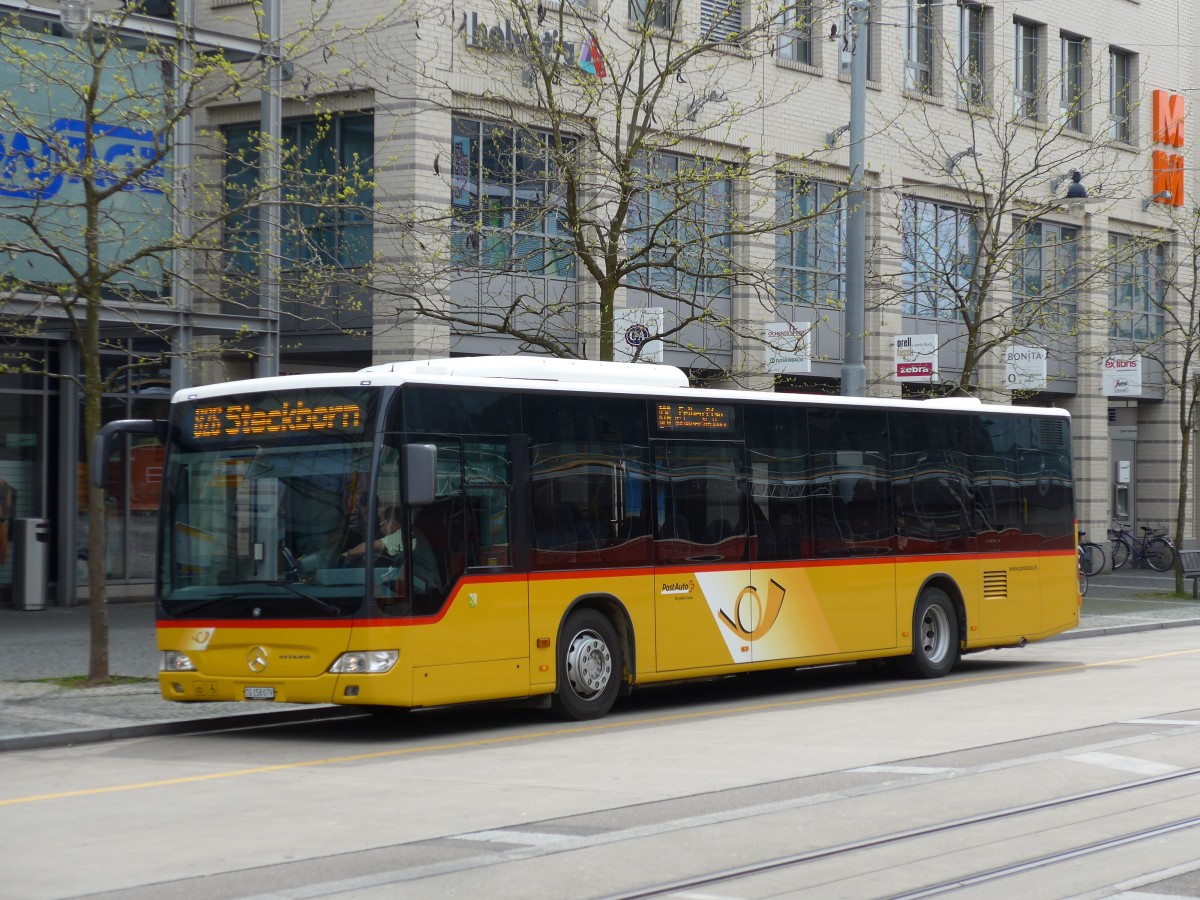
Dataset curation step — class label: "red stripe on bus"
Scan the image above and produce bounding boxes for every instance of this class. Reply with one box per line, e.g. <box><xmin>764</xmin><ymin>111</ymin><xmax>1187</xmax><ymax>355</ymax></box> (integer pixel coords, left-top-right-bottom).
<box><xmin>159</xmin><ymin>548</ymin><xmax>1072</xmax><ymax>631</ymax></box>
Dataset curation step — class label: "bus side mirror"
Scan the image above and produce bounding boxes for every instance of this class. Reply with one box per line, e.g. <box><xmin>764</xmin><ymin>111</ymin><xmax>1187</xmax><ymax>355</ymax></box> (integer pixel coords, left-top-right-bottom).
<box><xmin>403</xmin><ymin>444</ymin><xmax>437</xmax><ymax>507</ymax></box>
<box><xmin>90</xmin><ymin>419</ymin><xmax>168</xmax><ymax>489</ymax></box>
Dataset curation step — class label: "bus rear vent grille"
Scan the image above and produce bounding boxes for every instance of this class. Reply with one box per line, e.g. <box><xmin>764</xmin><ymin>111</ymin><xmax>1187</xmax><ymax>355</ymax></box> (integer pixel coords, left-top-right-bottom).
<box><xmin>1038</xmin><ymin>419</ymin><xmax>1067</xmax><ymax>448</ymax></box>
<box><xmin>983</xmin><ymin>571</ymin><xmax>1008</xmax><ymax>600</ymax></box>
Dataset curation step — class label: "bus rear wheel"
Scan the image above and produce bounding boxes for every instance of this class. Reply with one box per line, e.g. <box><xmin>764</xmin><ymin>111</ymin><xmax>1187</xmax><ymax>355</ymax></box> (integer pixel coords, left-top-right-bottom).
<box><xmin>551</xmin><ymin>609</ymin><xmax>621</xmax><ymax>721</ymax></box>
<box><xmin>901</xmin><ymin>588</ymin><xmax>959</xmax><ymax>679</ymax></box>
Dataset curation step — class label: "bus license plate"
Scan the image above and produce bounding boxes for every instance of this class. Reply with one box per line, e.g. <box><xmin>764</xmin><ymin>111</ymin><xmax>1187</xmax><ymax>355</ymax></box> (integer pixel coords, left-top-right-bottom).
<box><xmin>244</xmin><ymin>686</ymin><xmax>275</xmax><ymax>700</ymax></box>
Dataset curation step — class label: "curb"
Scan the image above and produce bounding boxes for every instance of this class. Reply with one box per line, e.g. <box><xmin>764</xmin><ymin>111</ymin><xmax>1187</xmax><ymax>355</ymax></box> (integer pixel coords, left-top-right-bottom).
<box><xmin>0</xmin><ymin>705</ymin><xmax>361</xmax><ymax>754</ymax></box>
<box><xmin>5</xmin><ymin>620</ymin><xmax>1200</xmax><ymax>754</ymax></box>
<box><xmin>1050</xmin><ymin>618</ymin><xmax>1200</xmax><ymax>641</ymax></box>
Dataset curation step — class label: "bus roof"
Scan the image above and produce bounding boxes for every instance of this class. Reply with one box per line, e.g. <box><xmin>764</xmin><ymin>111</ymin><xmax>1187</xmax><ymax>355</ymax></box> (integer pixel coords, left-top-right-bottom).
<box><xmin>172</xmin><ymin>357</ymin><xmax>1068</xmax><ymax>418</ymax></box>
<box><xmin>362</xmin><ymin>356</ymin><xmax>691</xmax><ymax>388</ymax></box>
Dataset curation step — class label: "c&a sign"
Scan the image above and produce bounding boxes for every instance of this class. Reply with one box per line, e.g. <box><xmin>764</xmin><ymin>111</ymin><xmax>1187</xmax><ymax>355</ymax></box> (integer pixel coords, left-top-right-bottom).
<box><xmin>1151</xmin><ymin>89</ymin><xmax>1184</xmax><ymax>207</ymax></box>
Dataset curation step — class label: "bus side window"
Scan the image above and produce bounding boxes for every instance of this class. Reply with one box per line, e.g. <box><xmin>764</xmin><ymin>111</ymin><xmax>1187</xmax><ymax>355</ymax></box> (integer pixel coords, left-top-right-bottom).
<box><xmin>809</xmin><ymin>408</ymin><xmax>890</xmax><ymax>556</ymax></box>
<box><xmin>744</xmin><ymin>403</ymin><xmax>810</xmax><ymax>561</ymax></box>
<box><xmin>653</xmin><ymin>441</ymin><xmax>746</xmax><ymax>564</ymax></box>
<box><xmin>973</xmin><ymin>417</ymin><xmax>1023</xmax><ymax>548</ymax></box>
<box><xmin>465</xmin><ymin>441</ymin><xmax>511</xmax><ymax>568</ymax></box>
<box><xmin>525</xmin><ymin>394</ymin><xmax>652</xmax><ymax>569</ymax></box>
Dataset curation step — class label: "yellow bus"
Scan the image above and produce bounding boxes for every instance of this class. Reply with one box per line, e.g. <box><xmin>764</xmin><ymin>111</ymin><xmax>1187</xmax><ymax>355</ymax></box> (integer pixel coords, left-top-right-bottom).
<box><xmin>95</xmin><ymin>356</ymin><xmax>1079</xmax><ymax>720</ymax></box>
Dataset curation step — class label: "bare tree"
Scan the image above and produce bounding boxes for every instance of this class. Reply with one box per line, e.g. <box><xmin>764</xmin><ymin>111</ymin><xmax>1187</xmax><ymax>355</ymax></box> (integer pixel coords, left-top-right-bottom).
<box><xmin>872</xmin><ymin>30</ymin><xmax>1138</xmax><ymax>398</ymax></box>
<box><xmin>353</xmin><ymin>0</ymin><xmax>832</xmax><ymax>374</ymax></box>
<box><xmin>1110</xmin><ymin>212</ymin><xmax>1200</xmax><ymax>592</ymax></box>
<box><xmin>0</xmin><ymin>0</ymin><xmax>379</xmax><ymax>680</ymax></box>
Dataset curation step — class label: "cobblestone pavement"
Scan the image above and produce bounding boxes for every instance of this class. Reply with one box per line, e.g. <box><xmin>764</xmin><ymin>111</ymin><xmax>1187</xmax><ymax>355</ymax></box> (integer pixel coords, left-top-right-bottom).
<box><xmin>2</xmin><ymin>569</ymin><xmax>1197</xmax><ymax>752</ymax></box>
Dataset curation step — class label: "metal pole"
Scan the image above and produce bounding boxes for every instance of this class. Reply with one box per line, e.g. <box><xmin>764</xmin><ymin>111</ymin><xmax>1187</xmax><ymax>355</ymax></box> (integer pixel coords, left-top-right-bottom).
<box><xmin>255</xmin><ymin>0</ymin><xmax>282</xmax><ymax>378</ymax></box>
<box><xmin>172</xmin><ymin>0</ymin><xmax>194</xmax><ymax>391</ymax></box>
<box><xmin>840</xmin><ymin>0</ymin><xmax>869</xmax><ymax>398</ymax></box>
<box><xmin>57</xmin><ymin>342</ymin><xmax>80</xmax><ymax>606</ymax></box>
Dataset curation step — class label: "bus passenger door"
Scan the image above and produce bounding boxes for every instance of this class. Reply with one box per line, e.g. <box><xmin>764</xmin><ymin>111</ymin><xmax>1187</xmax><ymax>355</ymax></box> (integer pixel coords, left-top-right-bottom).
<box><xmin>653</xmin><ymin>440</ymin><xmax>753</xmax><ymax>672</ymax></box>
<box><xmin>400</xmin><ymin>438</ymin><xmax>530</xmax><ymax>706</ymax></box>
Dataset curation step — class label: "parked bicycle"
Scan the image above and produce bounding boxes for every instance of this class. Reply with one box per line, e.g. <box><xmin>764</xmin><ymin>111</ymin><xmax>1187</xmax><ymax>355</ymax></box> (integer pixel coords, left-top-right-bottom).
<box><xmin>1078</xmin><ymin>530</ymin><xmax>1106</xmax><ymax>577</ymax></box>
<box><xmin>1076</xmin><ymin>547</ymin><xmax>1088</xmax><ymax>596</ymax></box>
<box><xmin>1109</xmin><ymin>522</ymin><xmax>1176</xmax><ymax>572</ymax></box>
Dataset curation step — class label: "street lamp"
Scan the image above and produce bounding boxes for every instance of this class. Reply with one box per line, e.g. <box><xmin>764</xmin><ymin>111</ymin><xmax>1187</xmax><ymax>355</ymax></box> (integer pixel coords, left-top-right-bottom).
<box><xmin>58</xmin><ymin>0</ymin><xmax>93</xmax><ymax>36</ymax></box>
<box><xmin>54</xmin><ymin>0</ymin><xmax>123</xmax><ymax>37</ymax></box>
<box><xmin>840</xmin><ymin>0</ymin><xmax>869</xmax><ymax>398</ymax></box>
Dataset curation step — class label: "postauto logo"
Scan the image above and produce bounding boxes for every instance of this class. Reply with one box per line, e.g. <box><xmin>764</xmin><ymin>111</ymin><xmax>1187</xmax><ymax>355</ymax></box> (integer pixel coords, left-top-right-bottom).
<box><xmin>0</xmin><ymin>118</ymin><xmax>165</xmax><ymax>200</ymax></box>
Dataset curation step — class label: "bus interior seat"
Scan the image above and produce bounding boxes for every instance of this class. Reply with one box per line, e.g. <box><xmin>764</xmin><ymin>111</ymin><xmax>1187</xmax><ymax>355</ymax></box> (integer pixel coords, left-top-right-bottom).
<box><xmin>540</xmin><ymin>504</ymin><xmax>580</xmax><ymax>552</ymax></box>
<box><xmin>659</xmin><ymin>514</ymin><xmax>691</xmax><ymax>541</ymax></box>
<box><xmin>751</xmin><ymin>507</ymin><xmax>777</xmax><ymax>558</ymax></box>
<box><xmin>704</xmin><ymin>519</ymin><xmax>734</xmax><ymax>544</ymax></box>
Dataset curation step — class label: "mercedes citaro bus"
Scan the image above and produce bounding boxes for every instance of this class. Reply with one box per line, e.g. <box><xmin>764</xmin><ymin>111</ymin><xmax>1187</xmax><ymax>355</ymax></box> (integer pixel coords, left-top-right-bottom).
<box><xmin>94</xmin><ymin>356</ymin><xmax>1079</xmax><ymax>720</ymax></box>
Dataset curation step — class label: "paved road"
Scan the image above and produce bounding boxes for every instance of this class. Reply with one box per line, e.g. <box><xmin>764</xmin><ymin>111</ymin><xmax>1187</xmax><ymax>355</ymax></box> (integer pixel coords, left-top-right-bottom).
<box><xmin>1</xmin><ymin>568</ymin><xmax>1197</xmax><ymax>752</ymax></box>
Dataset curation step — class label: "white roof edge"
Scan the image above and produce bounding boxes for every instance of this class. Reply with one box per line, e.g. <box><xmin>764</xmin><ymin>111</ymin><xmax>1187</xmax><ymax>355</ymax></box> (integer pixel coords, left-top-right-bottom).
<box><xmin>361</xmin><ymin>356</ymin><xmax>691</xmax><ymax>389</ymax></box>
<box><xmin>170</xmin><ymin>359</ymin><xmax>1069</xmax><ymax>419</ymax></box>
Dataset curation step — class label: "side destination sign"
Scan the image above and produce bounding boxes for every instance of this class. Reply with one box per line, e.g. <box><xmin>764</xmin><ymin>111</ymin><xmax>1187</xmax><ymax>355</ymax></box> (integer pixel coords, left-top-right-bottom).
<box><xmin>191</xmin><ymin>399</ymin><xmax>364</xmax><ymax>439</ymax></box>
<box><xmin>656</xmin><ymin>402</ymin><xmax>735</xmax><ymax>433</ymax></box>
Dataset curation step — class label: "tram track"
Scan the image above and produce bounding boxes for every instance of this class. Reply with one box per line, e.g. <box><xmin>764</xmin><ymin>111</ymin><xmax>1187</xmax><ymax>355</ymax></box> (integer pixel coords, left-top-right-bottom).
<box><xmin>599</xmin><ymin>765</ymin><xmax>1200</xmax><ymax>900</ymax></box>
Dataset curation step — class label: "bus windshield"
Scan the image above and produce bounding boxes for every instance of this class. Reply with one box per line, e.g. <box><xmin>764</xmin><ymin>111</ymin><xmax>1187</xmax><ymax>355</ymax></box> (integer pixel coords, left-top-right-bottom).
<box><xmin>160</xmin><ymin>390</ymin><xmax>379</xmax><ymax>618</ymax></box>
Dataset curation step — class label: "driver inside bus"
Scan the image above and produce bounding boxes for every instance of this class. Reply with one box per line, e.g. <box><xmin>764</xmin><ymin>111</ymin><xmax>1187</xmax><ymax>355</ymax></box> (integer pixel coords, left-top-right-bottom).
<box><xmin>342</xmin><ymin>506</ymin><xmax>405</xmax><ymax>562</ymax></box>
<box><xmin>341</xmin><ymin>506</ymin><xmax>440</xmax><ymax>594</ymax></box>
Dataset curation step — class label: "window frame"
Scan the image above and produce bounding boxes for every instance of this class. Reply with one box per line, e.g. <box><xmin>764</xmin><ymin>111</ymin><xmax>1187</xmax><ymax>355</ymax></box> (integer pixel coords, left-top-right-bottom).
<box><xmin>905</xmin><ymin>0</ymin><xmax>935</xmax><ymax>94</ymax></box>
<box><xmin>1012</xmin><ymin>219</ymin><xmax>1079</xmax><ymax>332</ymax></box>
<box><xmin>223</xmin><ymin>113</ymin><xmax>375</xmax><ymax>274</ymax></box>
<box><xmin>901</xmin><ymin>197</ymin><xmax>979</xmax><ymax>321</ymax></box>
<box><xmin>778</xmin><ymin>0</ymin><xmax>815</xmax><ymax>65</ymax></box>
<box><xmin>627</xmin><ymin>152</ymin><xmax>734</xmax><ymax>298</ymax></box>
<box><xmin>701</xmin><ymin>0</ymin><xmax>743</xmax><ymax>43</ymax></box>
<box><xmin>958</xmin><ymin>2</ymin><xmax>987</xmax><ymax>105</ymax></box>
<box><xmin>775</xmin><ymin>177</ymin><xmax>846</xmax><ymax>313</ymax></box>
<box><xmin>1109</xmin><ymin>234</ymin><xmax>1165</xmax><ymax>342</ymax></box>
<box><xmin>629</xmin><ymin>0</ymin><xmax>673</xmax><ymax>29</ymax></box>
<box><xmin>1060</xmin><ymin>33</ymin><xmax>1087</xmax><ymax>132</ymax></box>
<box><xmin>1109</xmin><ymin>48</ymin><xmax>1134</xmax><ymax>143</ymax></box>
<box><xmin>450</xmin><ymin>117</ymin><xmax>577</xmax><ymax>279</ymax></box>
<box><xmin>838</xmin><ymin>0</ymin><xmax>876</xmax><ymax>81</ymax></box>
<box><xmin>1014</xmin><ymin>18</ymin><xmax>1042</xmax><ymax>121</ymax></box>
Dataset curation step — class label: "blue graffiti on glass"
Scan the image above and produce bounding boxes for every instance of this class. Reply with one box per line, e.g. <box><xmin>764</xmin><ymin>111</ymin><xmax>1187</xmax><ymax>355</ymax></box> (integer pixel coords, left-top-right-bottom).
<box><xmin>0</xmin><ymin>118</ymin><xmax>165</xmax><ymax>200</ymax></box>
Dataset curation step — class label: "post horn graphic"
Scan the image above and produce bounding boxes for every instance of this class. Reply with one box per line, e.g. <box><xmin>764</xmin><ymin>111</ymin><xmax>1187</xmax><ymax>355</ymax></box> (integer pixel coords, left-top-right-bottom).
<box><xmin>718</xmin><ymin>579</ymin><xmax>786</xmax><ymax>641</ymax></box>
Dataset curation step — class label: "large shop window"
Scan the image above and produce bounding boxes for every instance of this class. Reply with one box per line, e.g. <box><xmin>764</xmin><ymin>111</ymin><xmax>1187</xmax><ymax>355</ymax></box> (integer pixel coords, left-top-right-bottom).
<box><xmin>450</xmin><ymin>118</ymin><xmax>576</xmax><ymax>279</ymax></box>
<box><xmin>1109</xmin><ymin>234</ymin><xmax>1165</xmax><ymax>341</ymax></box>
<box><xmin>775</xmin><ymin>177</ymin><xmax>845</xmax><ymax>313</ymax></box>
<box><xmin>224</xmin><ymin>114</ymin><xmax>374</xmax><ymax>273</ymax></box>
<box><xmin>0</xmin><ymin>392</ymin><xmax>42</xmax><ymax>596</ymax></box>
<box><xmin>627</xmin><ymin>152</ymin><xmax>733</xmax><ymax>298</ymax></box>
<box><xmin>901</xmin><ymin>198</ymin><xmax>978</xmax><ymax>320</ymax></box>
<box><xmin>1013</xmin><ymin>220</ymin><xmax>1078</xmax><ymax>333</ymax></box>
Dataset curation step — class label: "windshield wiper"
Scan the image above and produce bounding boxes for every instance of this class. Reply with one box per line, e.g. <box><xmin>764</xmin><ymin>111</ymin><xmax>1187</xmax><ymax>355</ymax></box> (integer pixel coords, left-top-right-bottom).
<box><xmin>268</xmin><ymin>581</ymin><xmax>342</xmax><ymax>616</ymax></box>
<box><xmin>169</xmin><ymin>583</ymin><xmax>342</xmax><ymax>618</ymax></box>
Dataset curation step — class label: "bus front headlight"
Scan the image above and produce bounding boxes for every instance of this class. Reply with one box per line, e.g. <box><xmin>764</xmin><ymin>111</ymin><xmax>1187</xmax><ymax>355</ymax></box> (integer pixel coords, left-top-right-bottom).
<box><xmin>161</xmin><ymin>651</ymin><xmax>197</xmax><ymax>672</ymax></box>
<box><xmin>329</xmin><ymin>650</ymin><xmax>399</xmax><ymax>674</ymax></box>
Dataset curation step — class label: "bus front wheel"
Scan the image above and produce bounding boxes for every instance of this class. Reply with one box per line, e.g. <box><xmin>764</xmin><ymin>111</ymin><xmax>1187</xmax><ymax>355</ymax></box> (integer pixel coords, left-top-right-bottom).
<box><xmin>901</xmin><ymin>588</ymin><xmax>959</xmax><ymax>679</ymax></box>
<box><xmin>551</xmin><ymin>609</ymin><xmax>622</xmax><ymax>720</ymax></box>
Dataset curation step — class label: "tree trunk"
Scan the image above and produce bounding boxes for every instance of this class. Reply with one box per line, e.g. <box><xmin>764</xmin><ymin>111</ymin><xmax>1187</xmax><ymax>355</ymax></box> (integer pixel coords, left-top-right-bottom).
<box><xmin>598</xmin><ymin>281</ymin><xmax>616</xmax><ymax>362</ymax></box>
<box><xmin>1174</xmin><ymin>400</ymin><xmax>1193</xmax><ymax>595</ymax></box>
<box><xmin>83</xmin><ymin>291</ymin><xmax>109</xmax><ymax>683</ymax></box>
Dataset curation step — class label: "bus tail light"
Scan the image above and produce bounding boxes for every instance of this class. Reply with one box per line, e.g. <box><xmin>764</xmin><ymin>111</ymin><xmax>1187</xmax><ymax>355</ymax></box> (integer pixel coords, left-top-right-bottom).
<box><xmin>161</xmin><ymin>651</ymin><xmax>196</xmax><ymax>672</ymax></box>
<box><xmin>329</xmin><ymin>650</ymin><xmax>399</xmax><ymax>674</ymax></box>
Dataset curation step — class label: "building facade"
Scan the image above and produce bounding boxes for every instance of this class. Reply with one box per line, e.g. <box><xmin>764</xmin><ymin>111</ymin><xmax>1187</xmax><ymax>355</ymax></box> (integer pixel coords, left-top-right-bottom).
<box><xmin>0</xmin><ymin>2</ymin><xmax>273</xmax><ymax>604</ymax></box>
<box><xmin>2</xmin><ymin>0</ymin><xmax>1197</xmax><ymax>604</ymax></box>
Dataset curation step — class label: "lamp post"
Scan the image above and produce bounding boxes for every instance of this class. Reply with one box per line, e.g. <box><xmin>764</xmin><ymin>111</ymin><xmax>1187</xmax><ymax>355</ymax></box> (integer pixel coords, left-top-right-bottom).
<box><xmin>840</xmin><ymin>0</ymin><xmax>869</xmax><ymax>398</ymax></box>
<box><xmin>255</xmin><ymin>0</ymin><xmax>282</xmax><ymax>377</ymax></box>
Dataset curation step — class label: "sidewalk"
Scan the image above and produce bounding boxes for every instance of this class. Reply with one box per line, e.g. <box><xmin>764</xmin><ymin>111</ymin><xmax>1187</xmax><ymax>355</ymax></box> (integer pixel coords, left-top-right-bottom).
<box><xmin>2</xmin><ymin>570</ymin><xmax>1198</xmax><ymax>753</ymax></box>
